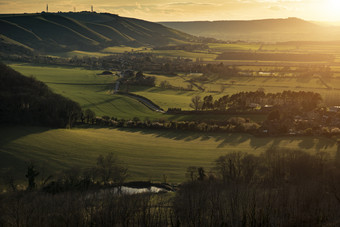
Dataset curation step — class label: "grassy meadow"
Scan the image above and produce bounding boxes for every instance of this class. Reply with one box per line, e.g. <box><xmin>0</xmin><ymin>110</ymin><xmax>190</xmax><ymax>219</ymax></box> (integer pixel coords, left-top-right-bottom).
<box><xmin>9</xmin><ymin>63</ymin><xmax>164</xmax><ymax>120</ymax></box>
<box><xmin>1</xmin><ymin>126</ymin><xmax>338</xmax><ymax>186</ymax></box>
<box><xmin>7</xmin><ymin>63</ymin><xmax>271</xmax><ymax>123</ymax></box>
<box><xmin>9</xmin><ymin>62</ymin><xmax>340</xmax><ymax>117</ymax></box>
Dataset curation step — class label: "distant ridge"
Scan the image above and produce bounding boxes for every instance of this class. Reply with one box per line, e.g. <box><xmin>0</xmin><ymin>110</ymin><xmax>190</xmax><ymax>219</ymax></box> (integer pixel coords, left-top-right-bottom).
<box><xmin>159</xmin><ymin>18</ymin><xmax>340</xmax><ymax>42</ymax></box>
<box><xmin>0</xmin><ymin>12</ymin><xmax>193</xmax><ymax>53</ymax></box>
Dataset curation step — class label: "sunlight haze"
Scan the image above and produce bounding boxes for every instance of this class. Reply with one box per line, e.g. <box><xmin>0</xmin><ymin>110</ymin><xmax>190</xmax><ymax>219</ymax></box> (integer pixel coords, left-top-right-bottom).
<box><xmin>0</xmin><ymin>0</ymin><xmax>340</xmax><ymax>22</ymax></box>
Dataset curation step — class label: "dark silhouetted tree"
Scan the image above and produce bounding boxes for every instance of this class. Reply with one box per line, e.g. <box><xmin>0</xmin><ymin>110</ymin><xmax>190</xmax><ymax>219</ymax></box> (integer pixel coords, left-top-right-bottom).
<box><xmin>25</xmin><ymin>162</ymin><xmax>39</xmax><ymax>191</ymax></box>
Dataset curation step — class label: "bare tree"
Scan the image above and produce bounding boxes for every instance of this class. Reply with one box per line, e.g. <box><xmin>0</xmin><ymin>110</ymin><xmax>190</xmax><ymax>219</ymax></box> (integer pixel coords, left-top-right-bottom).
<box><xmin>95</xmin><ymin>153</ymin><xmax>128</xmax><ymax>186</ymax></box>
<box><xmin>186</xmin><ymin>166</ymin><xmax>198</xmax><ymax>182</ymax></box>
<box><xmin>189</xmin><ymin>95</ymin><xmax>202</xmax><ymax>111</ymax></box>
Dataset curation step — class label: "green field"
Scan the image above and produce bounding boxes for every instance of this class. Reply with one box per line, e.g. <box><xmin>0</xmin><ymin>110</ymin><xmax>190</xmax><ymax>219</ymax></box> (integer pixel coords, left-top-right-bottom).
<box><xmin>53</xmin><ymin>50</ymin><xmax>113</xmax><ymax>58</ymax></box>
<box><xmin>102</xmin><ymin>46</ymin><xmax>151</xmax><ymax>53</ymax></box>
<box><xmin>1</xmin><ymin>126</ymin><xmax>337</xmax><ymax>186</ymax></box>
<box><xmin>207</xmin><ymin>43</ymin><xmax>301</xmax><ymax>52</ymax></box>
<box><xmin>9</xmin><ymin>63</ymin><xmax>164</xmax><ymax>120</ymax></box>
<box><xmin>7</xmin><ymin>63</ymin><xmax>273</xmax><ymax>122</ymax></box>
<box><xmin>130</xmin><ymin>74</ymin><xmax>338</xmax><ymax>110</ymax></box>
<box><xmin>10</xmin><ymin>63</ymin><xmax>340</xmax><ymax>117</ymax></box>
<box><xmin>151</xmin><ymin>49</ymin><xmax>217</xmax><ymax>61</ymax></box>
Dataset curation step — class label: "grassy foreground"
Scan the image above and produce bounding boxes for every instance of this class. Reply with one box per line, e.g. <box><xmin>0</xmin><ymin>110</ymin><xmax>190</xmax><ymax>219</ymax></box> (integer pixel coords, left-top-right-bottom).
<box><xmin>0</xmin><ymin>126</ymin><xmax>338</xmax><ymax>185</ymax></box>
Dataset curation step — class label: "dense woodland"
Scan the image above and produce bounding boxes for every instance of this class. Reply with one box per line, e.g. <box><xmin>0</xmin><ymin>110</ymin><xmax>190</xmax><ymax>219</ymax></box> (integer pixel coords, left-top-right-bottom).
<box><xmin>0</xmin><ymin>62</ymin><xmax>82</xmax><ymax>128</ymax></box>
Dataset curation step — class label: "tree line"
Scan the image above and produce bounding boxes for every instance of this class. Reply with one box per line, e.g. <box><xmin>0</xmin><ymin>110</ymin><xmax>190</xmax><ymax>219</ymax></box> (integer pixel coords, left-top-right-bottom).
<box><xmin>190</xmin><ymin>90</ymin><xmax>322</xmax><ymax>112</ymax></box>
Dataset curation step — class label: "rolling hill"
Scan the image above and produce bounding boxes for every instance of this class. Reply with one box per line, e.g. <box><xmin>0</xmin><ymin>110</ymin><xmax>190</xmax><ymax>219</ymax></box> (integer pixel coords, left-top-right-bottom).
<box><xmin>0</xmin><ymin>62</ymin><xmax>81</xmax><ymax>127</ymax></box>
<box><xmin>160</xmin><ymin>18</ymin><xmax>340</xmax><ymax>42</ymax></box>
<box><xmin>0</xmin><ymin>12</ymin><xmax>193</xmax><ymax>53</ymax></box>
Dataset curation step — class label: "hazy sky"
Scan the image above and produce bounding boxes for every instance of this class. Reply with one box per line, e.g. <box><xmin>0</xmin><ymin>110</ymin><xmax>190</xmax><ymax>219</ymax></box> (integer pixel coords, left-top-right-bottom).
<box><xmin>1</xmin><ymin>0</ymin><xmax>339</xmax><ymax>22</ymax></box>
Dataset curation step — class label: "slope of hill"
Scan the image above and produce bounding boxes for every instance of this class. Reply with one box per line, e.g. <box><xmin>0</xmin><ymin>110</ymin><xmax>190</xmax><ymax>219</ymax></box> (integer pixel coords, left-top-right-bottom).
<box><xmin>0</xmin><ymin>63</ymin><xmax>81</xmax><ymax>127</ymax></box>
<box><xmin>0</xmin><ymin>12</ymin><xmax>193</xmax><ymax>53</ymax></box>
<box><xmin>160</xmin><ymin>18</ymin><xmax>340</xmax><ymax>42</ymax></box>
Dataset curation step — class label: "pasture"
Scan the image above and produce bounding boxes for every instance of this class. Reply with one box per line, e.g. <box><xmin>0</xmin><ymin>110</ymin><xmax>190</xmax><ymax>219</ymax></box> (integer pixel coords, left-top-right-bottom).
<box><xmin>0</xmin><ymin>126</ymin><xmax>337</xmax><ymax>186</ymax></box>
<box><xmin>9</xmin><ymin>63</ymin><xmax>164</xmax><ymax>120</ymax></box>
<box><xmin>10</xmin><ymin>63</ymin><xmax>340</xmax><ymax>118</ymax></box>
<box><xmin>7</xmin><ymin>63</ymin><xmax>271</xmax><ymax>122</ymax></box>
<box><xmin>4</xmin><ymin>42</ymin><xmax>340</xmax><ymax>188</ymax></box>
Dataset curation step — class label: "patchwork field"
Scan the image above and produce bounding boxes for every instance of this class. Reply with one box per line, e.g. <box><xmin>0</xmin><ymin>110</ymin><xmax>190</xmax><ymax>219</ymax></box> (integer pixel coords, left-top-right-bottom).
<box><xmin>9</xmin><ymin>62</ymin><xmax>340</xmax><ymax>116</ymax></box>
<box><xmin>5</xmin><ymin>48</ymin><xmax>340</xmax><ymax>187</ymax></box>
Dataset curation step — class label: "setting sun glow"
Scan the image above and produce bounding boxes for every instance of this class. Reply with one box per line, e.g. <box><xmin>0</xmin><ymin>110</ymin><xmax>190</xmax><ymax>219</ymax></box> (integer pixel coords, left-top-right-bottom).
<box><xmin>322</xmin><ymin>0</ymin><xmax>340</xmax><ymax>20</ymax></box>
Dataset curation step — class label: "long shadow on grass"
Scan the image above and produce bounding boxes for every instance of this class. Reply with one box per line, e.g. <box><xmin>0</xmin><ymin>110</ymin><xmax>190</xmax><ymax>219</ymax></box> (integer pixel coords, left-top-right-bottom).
<box><xmin>116</xmin><ymin>127</ymin><xmax>338</xmax><ymax>151</ymax></box>
<box><xmin>0</xmin><ymin>126</ymin><xmax>49</xmax><ymax>147</ymax></box>
<box><xmin>82</xmin><ymin>96</ymin><xmax>124</xmax><ymax>109</ymax></box>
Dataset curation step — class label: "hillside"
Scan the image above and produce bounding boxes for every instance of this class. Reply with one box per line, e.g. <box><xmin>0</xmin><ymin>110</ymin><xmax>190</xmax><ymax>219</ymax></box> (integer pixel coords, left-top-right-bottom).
<box><xmin>160</xmin><ymin>18</ymin><xmax>340</xmax><ymax>42</ymax></box>
<box><xmin>0</xmin><ymin>12</ymin><xmax>193</xmax><ymax>53</ymax></box>
<box><xmin>0</xmin><ymin>126</ymin><xmax>336</xmax><ymax>184</ymax></box>
<box><xmin>0</xmin><ymin>63</ymin><xmax>81</xmax><ymax>127</ymax></box>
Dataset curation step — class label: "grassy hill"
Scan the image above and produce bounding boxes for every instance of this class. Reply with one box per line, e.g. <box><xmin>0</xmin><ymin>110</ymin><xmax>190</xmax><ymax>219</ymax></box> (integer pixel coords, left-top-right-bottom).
<box><xmin>0</xmin><ymin>63</ymin><xmax>81</xmax><ymax>127</ymax></box>
<box><xmin>0</xmin><ymin>12</ymin><xmax>193</xmax><ymax>53</ymax></box>
<box><xmin>0</xmin><ymin>126</ymin><xmax>337</xmax><ymax>185</ymax></box>
<box><xmin>8</xmin><ymin>63</ymin><xmax>164</xmax><ymax>120</ymax></box>
<box><xmin>160</xmin><ymin>18</ymin><xmax>340</xmax><ymax>42</ymax></box>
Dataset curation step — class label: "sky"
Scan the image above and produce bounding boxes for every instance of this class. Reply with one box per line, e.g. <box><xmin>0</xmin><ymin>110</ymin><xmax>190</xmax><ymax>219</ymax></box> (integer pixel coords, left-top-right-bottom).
<box><xmin>1</xmin><ymin>0</ymin><xmax>340</xmax><ymax>22</ymax></box>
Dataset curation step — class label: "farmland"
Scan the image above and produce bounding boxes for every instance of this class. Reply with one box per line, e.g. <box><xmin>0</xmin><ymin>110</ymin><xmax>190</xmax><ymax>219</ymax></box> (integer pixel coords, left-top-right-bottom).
<box><xmin>0</xmin><ymin>126</ymin><xmax>337</xmax><ymax>186</ymax></box>
<box><xmin>9</xmin><ymin>62</ymin><xmax>340</xmax><ymax>113</ymax></box>
<box><xmin>2</xmin><ymin>59</ymin><xmax>340</xmax><ymax>186</ymax></box>
<box><xmin>8</xmin><ymin>63</ymin><xmax>164</xmax><ymax>120</ymax></box>
<box><xmin>4</xmin><ymin>11</ymin><xmax>340</xmax><ymax>226</ymax></box>
<box><xmin>4</xmin><ymin>40</ymin><xmax>340</xmax><ymax>188</ymax></box>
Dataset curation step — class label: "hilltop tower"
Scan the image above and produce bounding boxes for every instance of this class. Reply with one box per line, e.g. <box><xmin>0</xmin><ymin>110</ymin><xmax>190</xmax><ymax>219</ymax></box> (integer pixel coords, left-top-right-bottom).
<box><xmin>46</xmin><ymin>4</ymin><xmax>48</xmax><ymax>13</ymax></box>
<box><xmin>91</xmin><ymin>5</ymin><xmax>93</xmax><ymax>12</ymax></box>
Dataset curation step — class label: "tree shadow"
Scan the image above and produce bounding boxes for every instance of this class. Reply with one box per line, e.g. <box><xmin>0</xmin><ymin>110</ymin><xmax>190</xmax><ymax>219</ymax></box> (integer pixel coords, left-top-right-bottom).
<box><xmin>109</xmin><ymin>127</ymin><xmax>338</xmax><ymax>152</ymax></box>
<box><xmin>335</xmin><ymin>141</ymin><xmax>340</xmax><ymax>163</ymax></box>
<box><xmin>217</xmin><ymin>134</ymin><xmax>250</xmax><ymax>148</ymax></box>
<box><xmin>315</xmin><ymin>138</ymin><xmax>336</xmax><ymax>151</ymax></box>
<box><xmin>297</xmin><ymin>138</ymin><xmax>315</xmax><ymax>149</ymax></box>
<box><xmin>0</xmin><ymin>126</ymin><xmax>49</xmax><ymax>148</ymax></box>
<box><xmin>249</xmin><ymin>136</ymin><xmax>273</xmax><ymax>149</ymax></box>
<box><xmin>82</xmin><ymin>97</ymin><xmax>122</xmax><ymax>109</ymax></box>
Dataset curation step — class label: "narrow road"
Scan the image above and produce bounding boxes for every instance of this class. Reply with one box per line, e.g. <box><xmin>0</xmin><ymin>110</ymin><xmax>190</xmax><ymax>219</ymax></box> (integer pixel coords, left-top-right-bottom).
<box><xmin>114</xmin><ymin>71</ymin><xmax>164</xmax><ymax>113</ymax></box>
<box><xmin>114</xmin><ymin>72</ymin><xmax>123</xmax><ymax>93</ymax></box>
<box><xmin>121</xmin><ymin>93</ymin><xmax>165</xmax><ymax>113</ymax></box>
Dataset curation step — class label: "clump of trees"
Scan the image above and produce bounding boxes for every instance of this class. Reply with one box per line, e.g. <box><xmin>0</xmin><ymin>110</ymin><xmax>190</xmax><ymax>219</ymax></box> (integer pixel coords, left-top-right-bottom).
<box><xmin>189</xmin><ymin>90</ymin><xmax>322</xmax><ymax>112</ymax></box>
<box><xmin>159</xmin><ymin>80</ymin><xmax>193</xmax><ymax>91</ymax></box>
<box><xmin>122</xmin><ymin>71</ymin><xmax>155</xmax><ymax>87</ymax></box>
<box><xmin>95</xmin><ymin>153</ymin><xmax>128</xmax><ymax>187</ymax></box>
<box><xmin>174</xmin><ymin>149</ymin><xmax>340</xmax><ymax>226</ymax></box>
<box><xmin>0</xmin><ymin>63</ymin><xmax>82</xmax><ymax>128</ymax></box>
